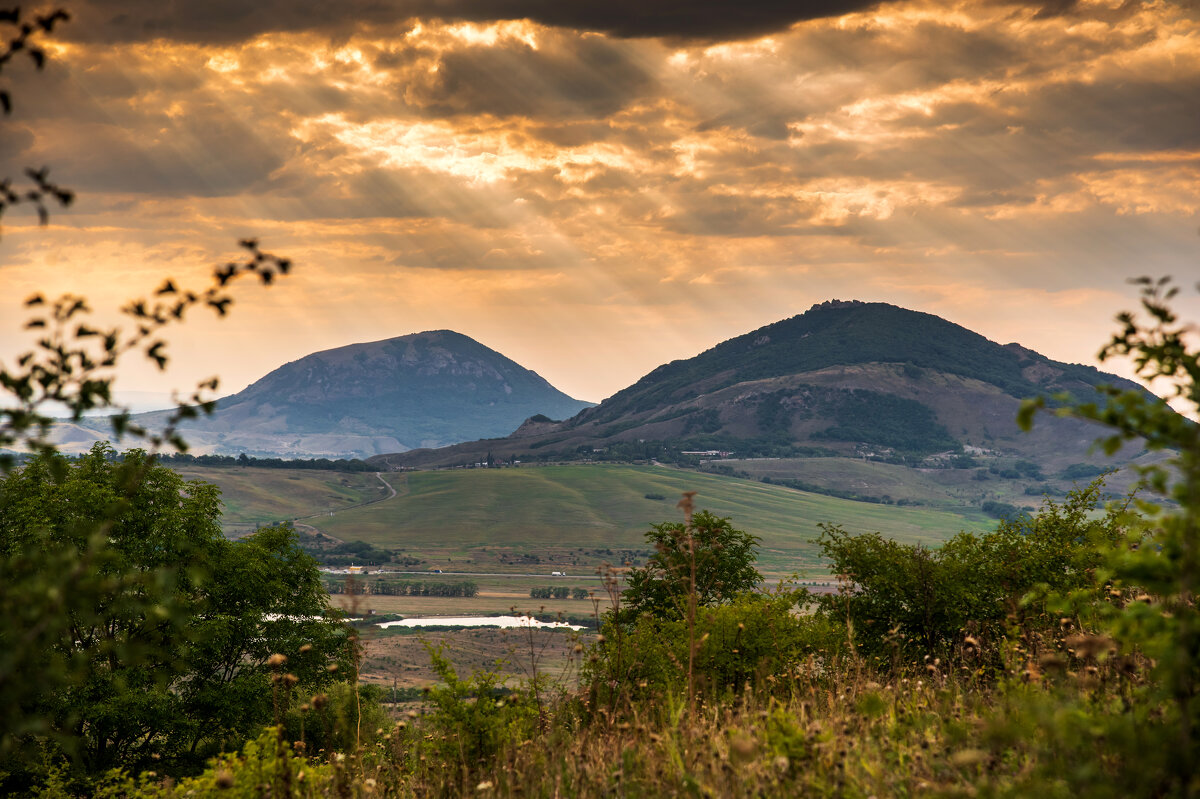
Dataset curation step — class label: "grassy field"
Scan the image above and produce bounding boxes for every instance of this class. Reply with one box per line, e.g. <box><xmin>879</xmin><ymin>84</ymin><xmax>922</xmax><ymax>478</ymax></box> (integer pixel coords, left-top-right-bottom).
<box><xmin>169</xmin><ymin>462</ymin><xmax>994</xmax><ymax>577</ymax></box>
<box><xmin>720</xmin><ymin>455</ymin><xmax>1147</xmax><ymax>510</ymax></box>
<box><xmin>720</xmin><ymin>456</ymin><xmax>1015</xmax><ymax>506</ymax></box>
<box><xmin>170</xmin><ymin>467</ymin><xmax>387</xmax><ymax>535</ymax></box>
<box><xmin>305</xmin><ymin>464</ymin><xmax>991</xmax><ymax>576</ymax></box>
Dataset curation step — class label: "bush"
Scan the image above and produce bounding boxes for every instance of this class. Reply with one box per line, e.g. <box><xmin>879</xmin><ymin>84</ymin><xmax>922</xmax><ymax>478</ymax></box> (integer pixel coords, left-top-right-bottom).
<box><xmin>981</xmin><ymin>499</ymin><xmax>1029</xmax><ymax>519</ymax></box>
<box><xmin>586</xmin><ymin>590</ymin><xmax>837</xmax><ymax>704</ymax></box>
<box><xmin>280</xmin><ymin>682</ymin><xmax>389</xmax><ymax>757</ymax></box>
<box><xmin>817</xmin><ymin>479</ymin><xmax>1124</xmax><ymax>665</ymax></box>
<box><xmin>404</xmin><ymin>643</ymin><xmax>541</xmax><ymax>779</ymax></box>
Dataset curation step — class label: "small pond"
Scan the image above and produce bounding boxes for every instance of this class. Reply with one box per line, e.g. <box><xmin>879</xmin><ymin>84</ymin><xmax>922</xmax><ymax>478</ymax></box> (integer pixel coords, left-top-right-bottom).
<box><xmin>376</xmin><ymin>615</ymin><xmax>584</xmax><ymax>631</ymax></box>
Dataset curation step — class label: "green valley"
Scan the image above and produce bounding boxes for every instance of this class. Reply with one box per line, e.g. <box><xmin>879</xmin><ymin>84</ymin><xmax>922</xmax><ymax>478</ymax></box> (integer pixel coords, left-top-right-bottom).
<box><xmin>180</xmin><ymin>462</ymin><xmax>992</xmax><ymax>577</ymax></box>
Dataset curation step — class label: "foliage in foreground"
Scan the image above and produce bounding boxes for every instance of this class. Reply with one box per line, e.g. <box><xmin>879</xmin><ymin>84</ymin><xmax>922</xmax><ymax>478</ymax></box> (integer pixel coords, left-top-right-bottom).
<box><xmin>0</xmin><ymin>445</ymin><xmax>348</xmax><ymax>791</ymax></box>
<box><xmin>619</xmin><ymin>509</ymin><xmax>762</xmax><ymax>624</ymax></box>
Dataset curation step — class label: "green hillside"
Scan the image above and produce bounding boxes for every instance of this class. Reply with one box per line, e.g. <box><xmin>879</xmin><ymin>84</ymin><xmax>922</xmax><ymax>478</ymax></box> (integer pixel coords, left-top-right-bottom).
<box><xmin>306</xmin><ymin>464</ymin><xmax>991</xmax><ymax>575</ymax></box>
<box><xmin>576</xmin><ymin>300</ymin><xmax>1143</xmax><ymax>425</ymax></box>
<box><xmin>170</xmin><ymin>466</ymin><xmax>387</xmax><ymax>535</ymax></box>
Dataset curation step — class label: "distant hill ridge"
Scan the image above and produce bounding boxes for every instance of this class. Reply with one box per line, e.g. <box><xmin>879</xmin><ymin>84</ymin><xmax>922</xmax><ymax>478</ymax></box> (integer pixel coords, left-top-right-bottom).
<box><xmin>574</xmin><ymin>300</ymin><xmax>1130</xmax><ymax>426</ymax></box>
<box><xmin>75</xmin><ymin>330</ymin><xmax>593</xmax><ymax>458</ymax></box>
<box><xmin>373</xmin><ymin>300</ymin><xmax>1155</xmax><ymax>472</ymax></box>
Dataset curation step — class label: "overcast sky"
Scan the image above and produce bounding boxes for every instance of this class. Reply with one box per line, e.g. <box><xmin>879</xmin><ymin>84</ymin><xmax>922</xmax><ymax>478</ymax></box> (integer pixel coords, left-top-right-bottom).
<box><xmin>1</xmin><ymin>0</ymin><xmax>1197</xmax><ymax>408</ymax></box>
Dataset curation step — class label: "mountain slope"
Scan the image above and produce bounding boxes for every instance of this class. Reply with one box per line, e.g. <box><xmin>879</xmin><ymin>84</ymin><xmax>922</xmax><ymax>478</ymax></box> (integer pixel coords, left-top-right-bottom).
<box><xmin>102</xmin><ymin>331</ymin><xmax>593</xmax><ymax>458</ymax></box>
<box><xmin>577</xmin><ymin>300</ymin><xmax>1131</xmax><ymax>426</ymax></box>
<box><xmin>373</xmin><ymin>301</ymin><xmax>1158</xmax><ymax>479</ymax></box>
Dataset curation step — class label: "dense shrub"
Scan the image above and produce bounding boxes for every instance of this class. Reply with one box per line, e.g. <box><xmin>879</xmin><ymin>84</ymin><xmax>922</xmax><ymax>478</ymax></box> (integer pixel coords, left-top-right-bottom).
<box><xmin>980</xmin><ymin>499</ymin><xmax>1030</xmax><ymax>519</ymax></box>
<box><xmin>281</xmin><ymin>683</ymin><xmax>388</xmax><ymax>757</ymax></box>
<box><xmin>587</xmin><ymin>590</ymin><xmax>838</xmax><ymax>705</ymax></box>
<box><xmin>402</xmin><ymin>643</ymin><xmax>541</xmax><ymax>780</ymax></box>
<box><xmin>817</xmin><ymin>479</ymin><xmax>1125</xmax><ymax>664</ymax></box>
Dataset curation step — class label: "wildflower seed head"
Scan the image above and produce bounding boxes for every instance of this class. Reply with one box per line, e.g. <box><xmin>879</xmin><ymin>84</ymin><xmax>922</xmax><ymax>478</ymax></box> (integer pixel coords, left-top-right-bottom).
<box><xmin>729</xmin><ymin>733</ymin><xmax>758</xmax><ymax>762</ymax></box>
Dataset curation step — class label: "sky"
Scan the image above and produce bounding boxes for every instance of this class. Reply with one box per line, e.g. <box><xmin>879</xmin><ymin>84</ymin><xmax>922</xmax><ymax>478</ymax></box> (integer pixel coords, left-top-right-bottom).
<box><xmin>1</xmin><ymin>0</ymin><xmax>1198</xmax><ymax>411</ymax></box>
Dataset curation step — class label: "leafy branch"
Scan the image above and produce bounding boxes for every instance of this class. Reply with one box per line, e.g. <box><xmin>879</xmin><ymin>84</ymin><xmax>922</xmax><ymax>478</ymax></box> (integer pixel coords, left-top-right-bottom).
<box><xmin>0</xmin><ymin>239</ymin><xmax>293</xmax><ymax>469</ymax></box>
<box><xmin>0</xmin><ymin>6</ymin><xmax>74</xmax><ymax>231</ymax></box>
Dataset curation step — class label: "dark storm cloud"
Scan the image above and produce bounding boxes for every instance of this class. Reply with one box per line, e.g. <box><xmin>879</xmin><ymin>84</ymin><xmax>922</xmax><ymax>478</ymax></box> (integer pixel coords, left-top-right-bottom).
<box><xmin>867</xmin><ymin>74</ymin><xmax>1200</xmax><ymax>190</ymax></box>
<box><xmin>64</xmin><ymin>0</ymin><xmax>1151</xmax><ymax>46</ymax></box>
<box><xmin>433</xmin><ymin>0</ymin><xmax>884</xmax><ymax>41</ymax></box>
<box><xmin>65</xmin><ymin>0</ymin><xmax>886</xmax><ymax>45</ymax></box>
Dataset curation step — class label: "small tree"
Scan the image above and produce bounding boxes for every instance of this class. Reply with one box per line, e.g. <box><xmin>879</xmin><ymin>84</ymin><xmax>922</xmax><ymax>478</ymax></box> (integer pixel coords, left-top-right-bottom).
<box><xmin>620</xmin><ymin>509</ymin><xmax>761</xmax><ymax>622</ymax></box>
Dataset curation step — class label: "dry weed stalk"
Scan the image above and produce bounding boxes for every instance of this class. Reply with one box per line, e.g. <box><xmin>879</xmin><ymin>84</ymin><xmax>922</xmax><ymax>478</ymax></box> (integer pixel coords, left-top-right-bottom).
<box><xmin>677</xmin><ymin>490</ymin><xmax>700</xmax><ymax>719</ymax></box>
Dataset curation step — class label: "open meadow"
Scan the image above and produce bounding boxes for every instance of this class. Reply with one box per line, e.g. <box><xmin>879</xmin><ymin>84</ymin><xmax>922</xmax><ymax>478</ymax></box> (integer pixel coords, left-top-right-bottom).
<box><xmin>284</xmin><ymin>464</ymin><xmax>992</xmax><ymax>577</ymax></box>
<box><xmin>170</xmin><ymin>466</ymin><xmax>387</xmax><ymax>536</ymax></box>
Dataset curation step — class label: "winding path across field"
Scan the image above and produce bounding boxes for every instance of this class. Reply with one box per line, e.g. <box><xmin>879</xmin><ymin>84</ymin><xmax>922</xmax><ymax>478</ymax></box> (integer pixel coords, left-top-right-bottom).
<box><xmin>293</xmin><ymin>472</ymin><xmax>407</xmax><ymax>538</ymax></box>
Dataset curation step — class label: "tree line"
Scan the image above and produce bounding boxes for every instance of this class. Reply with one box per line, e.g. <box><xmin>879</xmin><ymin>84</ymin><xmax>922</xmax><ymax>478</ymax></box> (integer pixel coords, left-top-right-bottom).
<box><xmin>325</xmin><ymin>579</ymin><xmax>479</xmax><ymax>597</ymax></box>
<box><xmin>529</xmin><ymin>586</ymin><xmax>591</xmax><ymax>600</ymax></box>
<box><xmin>158</xmin><ymin>452</ymin><xmax>377</xmax><ymax>472</ymax></box>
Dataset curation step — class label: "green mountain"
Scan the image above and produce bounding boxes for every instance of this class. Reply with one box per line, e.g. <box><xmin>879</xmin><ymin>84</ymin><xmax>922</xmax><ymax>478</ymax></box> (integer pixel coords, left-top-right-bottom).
<box><xmin>83</xmin><ymin>331</ymin><xmax>593</xmax><ymax>459</ymax></box>
<box><xmin>581</xmin><ymin>300</ymin><xmax>1132</xmax><ymax>425</ymax></box>
<box><xmin>374</xmin><ymin>302</ymin><xmax>1162</xmax><ymax>500</ymax></box>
